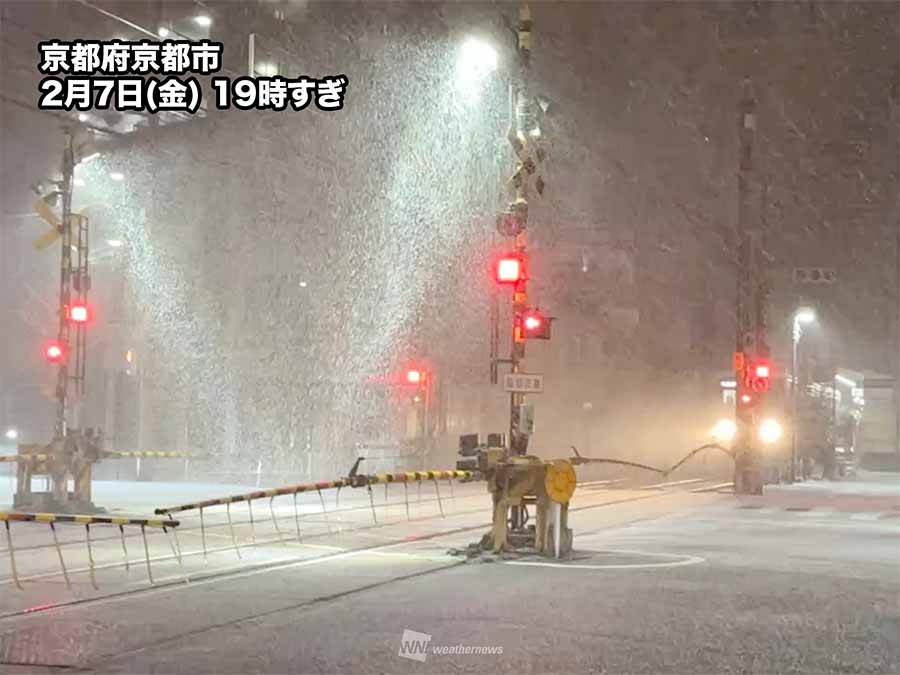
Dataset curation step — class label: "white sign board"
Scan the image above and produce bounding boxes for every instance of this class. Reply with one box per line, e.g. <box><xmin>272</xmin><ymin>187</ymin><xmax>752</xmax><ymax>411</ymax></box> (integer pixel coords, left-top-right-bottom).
<box><xmin>503</xmin><ymin>373</ymin><xmax>544</xmax><ymax>394</ymax></box>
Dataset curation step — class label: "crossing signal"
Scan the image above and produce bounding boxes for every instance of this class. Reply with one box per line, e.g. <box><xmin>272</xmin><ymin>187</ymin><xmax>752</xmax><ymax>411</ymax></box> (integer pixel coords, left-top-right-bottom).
<box><xmin>406</xmin><ymin>369</ymin><xmax>423</xmax><ymax>385</ymax></box>
<box><xmin>741</xmin><ymin>361</ymin><xmax>771</xmax><ymax>394</ymax></box>
<box><xmin>68</xmin><ymin>302</ymin><xmax>91</xmax><ymax>324</ymax></box>
<box><xmin>521</xmin><ymin>308</ymin><xmax>552</xmax><ymax>340</ymax></box>
<box><xmin>749</xmin><ymin>361</ymin><xmax>771</xmax><ymax>393</ymax></box>
<box><xmin>523</xmin><ymin>314</ymin><xmax>542</xmax><ymax>331</ymax></box>
<box><xmin>495</xmin><ymin>254</ymin><xmax>526</xmax><ymax>285</ymax></box>
<box><xmin>44</xmin><ymin>340</ymin><xmax>65</xmax><ymax>363</ymax></box>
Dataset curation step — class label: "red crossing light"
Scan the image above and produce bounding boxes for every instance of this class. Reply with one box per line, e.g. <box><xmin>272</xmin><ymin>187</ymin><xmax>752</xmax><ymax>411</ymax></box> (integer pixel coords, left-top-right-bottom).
<box><xmin>495</xmin><ymin>255</ymin><xmax>525</xmax><ymax>284</ymax></box>
<box><xmin>406</xmin><ymin>369</ymin><xmax>423</xmax><ymax>384</ymax></box>
<box><xmin>520</xmin><ymin>308</ymin><xmax>552</xmax><ymax>340</ymax></box>
<box><xmin>523</xmin><ymin>314</ymin><xmax>542</xmax><ymax>332</ymax></box>
<box><xmin>742</xmin><ymin>361</ymin><xmax>771</xmax><ymax>394</ymax></box>
<box><xmin>68</xmin><ymin>302</ymin><xmax>91</xmax><ymax>324</ymax></box>
<box><xmin>752</xmin><ymin>361</ymin><xmax>771</xmax><ymax>392</ymax></box>
<box><xmin>44</xmin><ymin>340</ymin><xmax>65</xmax><ymax>363</ymax></box>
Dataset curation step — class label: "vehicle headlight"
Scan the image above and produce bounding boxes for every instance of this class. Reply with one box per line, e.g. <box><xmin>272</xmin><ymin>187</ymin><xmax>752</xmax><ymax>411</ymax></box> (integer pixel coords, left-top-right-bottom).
<box><xmin>759</xmin><ymin>418</ymin><xmax>783</xmax><ymax>445</ymax></box>
<box><xmin>711</xmin><ymin>418</ymin><xmax>736</xmax><ymax>443</ymax></box>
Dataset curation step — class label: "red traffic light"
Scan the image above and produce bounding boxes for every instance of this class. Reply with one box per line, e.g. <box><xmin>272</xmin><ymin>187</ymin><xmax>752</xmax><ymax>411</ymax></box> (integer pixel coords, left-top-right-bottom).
<box><xmin>523</xmin><ymin>314</ymin><xmax>542</xmax><ymax>331</ymax></box>
<box><xmin>520</xmin><ymin>308</ymin><xmax>552</xmax><ymax>340</ymax></box>
<box><xmin>495</xmin><ymin>255</ymin><xmax>525</xmax><ymax>284</ymax></box>
<box><xmin>68</xmin><ymin>302</ymin><xmax>91</xmax><ymax>324</ymax></box>
<box><xmin>751</xmin><ymin>361</ymin><xmax>771</xmax><ymax>392</ymax></box>
<box><xmin>44</xmin><ymin>339</ymin><xmax>65</xmax><ymax>363</ymax></box>
<box><xmin>742</xmin><ymin>361</ymin><xmax>771</xmax><ymax>393</ymax></box>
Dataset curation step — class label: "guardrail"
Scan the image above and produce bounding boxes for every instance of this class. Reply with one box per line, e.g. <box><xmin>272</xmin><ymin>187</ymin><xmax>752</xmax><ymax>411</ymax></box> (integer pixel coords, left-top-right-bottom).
<box><xmin>1</xmin><ymin>511</ymin><xmax>181</xmax><ymax>589</ymax></box>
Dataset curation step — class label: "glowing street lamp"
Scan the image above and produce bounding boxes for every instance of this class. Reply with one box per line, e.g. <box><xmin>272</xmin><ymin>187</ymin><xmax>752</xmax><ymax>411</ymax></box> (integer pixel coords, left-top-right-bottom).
<box><xmin>455</xmin><ymin>37</ymin><xmax>498</xmax><ymax>104</ymax></box>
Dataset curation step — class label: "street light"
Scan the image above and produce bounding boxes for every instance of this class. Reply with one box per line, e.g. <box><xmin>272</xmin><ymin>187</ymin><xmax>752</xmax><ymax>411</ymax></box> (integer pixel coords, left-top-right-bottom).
<box><xmin>795</xmin><ymin>308</ymin><xmax>816</xmax><ymax>325</ymax></box>
<box><xmin>4</xmin><ymin>428</ymin><xmax>17</xmax><ymax>441</ymax></box>
<box><xmin>791</xmin><ymin>306</ymin><xmax>816</xmax><ymax>481</ymax></box>
<box><xmin>455</xmin><ymin>37</ymin><xmax>498</xmax><ymax>104</ymax></box>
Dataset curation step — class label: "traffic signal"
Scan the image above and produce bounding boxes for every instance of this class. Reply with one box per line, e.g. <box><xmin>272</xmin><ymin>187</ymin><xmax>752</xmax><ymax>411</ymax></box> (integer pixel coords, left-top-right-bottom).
<box><xmin>741</xmin><ymin>361</ymin><xmax>769</xmax><ymax>393</ymax></box>
<box><xmin>743</xmin><ymin>360</ymin><xmax>771</xmax><ymax>393</ymax></box>
<box><xmin>495</xmin><ymin>254</ymin><xmax>526</xmax><ymax>285</ymax></box>
<box><xmin>44</xmin><ymin>339</ymin><xmax>65</xmax><ymax>363</ymax></box>
<box><xmin>406</xmin><ymin>369</ymin><xmax>423</xmax><ymax>385</ymax></box>
<box><xmin>67</xmin><ymin>302</ymin><xmax>91</xmax><ymax>324</ymax></box>
<box><xmin>521</xmin><ymin>308</ymin><xmax>551</xmax><ymax>340</ymax></box>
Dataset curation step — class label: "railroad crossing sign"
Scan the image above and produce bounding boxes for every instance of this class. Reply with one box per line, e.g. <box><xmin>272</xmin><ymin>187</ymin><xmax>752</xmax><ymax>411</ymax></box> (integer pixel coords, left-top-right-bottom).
<box><xmin>503</xmin><ymin>373</ymin><xmax>543</xmax><ymax>394</ymax></box>
<box><xmin>32</xmin><ymin>197</ymin><xmax>61</xmax><ymax>250</ymax></box>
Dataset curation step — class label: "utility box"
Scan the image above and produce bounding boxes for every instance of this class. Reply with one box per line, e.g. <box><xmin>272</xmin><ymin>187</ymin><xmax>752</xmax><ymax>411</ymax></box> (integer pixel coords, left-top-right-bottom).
<box><xmin>516</xmin><ymin>403</ymin><xmax>535</xmax><ymax>435</ymax></box>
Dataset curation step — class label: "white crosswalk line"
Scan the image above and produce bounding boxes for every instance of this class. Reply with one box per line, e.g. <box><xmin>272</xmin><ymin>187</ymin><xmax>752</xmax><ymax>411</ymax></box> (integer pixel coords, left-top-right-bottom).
<box><xmin>849</xmin><ymin>512</ymin><xmax>882</xmax><ymax>521</ymax></box>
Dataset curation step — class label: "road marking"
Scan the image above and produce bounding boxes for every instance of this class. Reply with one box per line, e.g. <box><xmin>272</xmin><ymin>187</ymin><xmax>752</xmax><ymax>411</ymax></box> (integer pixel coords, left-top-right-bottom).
<box><xmin>736</xmin><ymin>506</ymin><xmax>779</xmax><ymax>515</ymax></box>
<box><xmin>577</xmin><ymin>479</ymin><xmax>625</xmax><ymax>489</ymax></box>
<box><xmin>505</xmin><ymin>549</ymin><xmax>705</xmax><ymax>571</ymax></box>
<box><xmin>641</xmin><ymin>478</ymin><xmax>707</xmax><ymax>490</ymax></box>
<box><xmin>794</xmin><ymin>508</ymin><xmax>834</xmax><ymax>516</ymax></box>
<box><xmin>692</xmin><ymin>482</ymin><xmax>734</xmax><ymax>493</ymax></box>
<box><xmin>850</xmin><ymin>512</ymin><xmax>882</xmax><ymax>521</ymax></box>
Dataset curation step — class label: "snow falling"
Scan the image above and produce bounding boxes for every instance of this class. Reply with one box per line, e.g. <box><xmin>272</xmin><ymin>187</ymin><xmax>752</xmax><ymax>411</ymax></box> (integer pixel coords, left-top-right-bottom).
<box><xmin>1</xmin><ymin>1</ymin><xmax>896</xmax><ymax>481</ymax></box>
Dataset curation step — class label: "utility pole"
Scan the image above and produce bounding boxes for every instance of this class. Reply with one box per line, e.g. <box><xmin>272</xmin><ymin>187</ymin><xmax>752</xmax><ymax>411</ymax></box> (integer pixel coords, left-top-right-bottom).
<box><xmin>733</xmin><ymin>78</ymin><xmax>769</xmax><ymax>495</ymax></box>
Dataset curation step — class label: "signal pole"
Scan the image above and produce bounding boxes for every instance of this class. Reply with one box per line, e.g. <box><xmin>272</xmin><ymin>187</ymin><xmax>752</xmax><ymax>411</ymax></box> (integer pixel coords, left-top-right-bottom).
<box><xmin>55</xmin><ymin>131</ymin><xmax>75</xmax><ymax>437</ymax></box>
<box><xmin>505</xmin><ymin>3</ymin><xmax>539</xmax><ymax>463</ymax></box>
<box><xmin>507</xmin><ymin>4</ymin><xmax>531</xmax><ymax>462</ymax></box>
<box><xmin>486</xmin><ymin>3</ymin><xmax>549</xmax><ymax>532</ymax></box>
<box><xmin>733</xmin><ymin>78</ymin><xmax>769</xmax><ymax>495</ymax></box>
<box><xmin>53</xmin><ymin>129</ymin><xmax>90</xmax><ymax>437</ymax></box>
